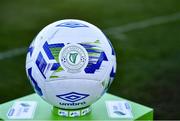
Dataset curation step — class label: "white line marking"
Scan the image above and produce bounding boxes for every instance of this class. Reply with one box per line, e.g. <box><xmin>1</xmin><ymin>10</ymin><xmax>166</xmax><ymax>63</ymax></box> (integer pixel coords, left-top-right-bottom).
<box><xmin>105</xmin><ymin>12</ymin><xmax>180</xmax><ymax>34</ymax></box>
<box><xmin>0</xmin><ymin>47</ymin><xmax>26</xmax><ymax>60</ymax></box>
<box><xmin>112</xmin><ymin>33</ymin><xmax>128</xmax><ymax>41</ymax></box>
<box><xmin>0</xmin><ymin>12</ymin><xmax>180</xmax><ymax>60</ymax></box>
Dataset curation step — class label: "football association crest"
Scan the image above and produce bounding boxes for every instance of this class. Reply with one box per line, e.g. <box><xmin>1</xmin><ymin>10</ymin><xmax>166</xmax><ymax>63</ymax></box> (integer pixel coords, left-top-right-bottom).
<box><xmin>59</xmin><ymin>44</ymin><xmax>88</xmax><ymax>73</ymax></box>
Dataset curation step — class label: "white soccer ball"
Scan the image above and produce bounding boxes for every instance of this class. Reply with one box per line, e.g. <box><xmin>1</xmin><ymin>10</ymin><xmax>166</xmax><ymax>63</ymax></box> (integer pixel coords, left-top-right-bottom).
<box><xmin>26</xmin><ymin>19</ymin><xmax>116</xmax><ymax>110</ymax></box>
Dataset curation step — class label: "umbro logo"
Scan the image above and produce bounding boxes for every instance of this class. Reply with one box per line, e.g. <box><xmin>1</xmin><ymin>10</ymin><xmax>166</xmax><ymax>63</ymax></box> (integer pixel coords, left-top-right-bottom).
<box><xmin>56</xmin><ymin>92</ymin><xmax>89</xmax><ymax>102</ymax></box>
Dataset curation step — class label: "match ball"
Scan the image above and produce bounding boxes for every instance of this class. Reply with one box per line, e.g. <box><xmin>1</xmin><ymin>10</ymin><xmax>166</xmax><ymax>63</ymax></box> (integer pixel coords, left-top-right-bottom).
<box><xmin>26</xmin><ymin>19</ymin><xmax>116</xmax><ymax>110</ymax></box>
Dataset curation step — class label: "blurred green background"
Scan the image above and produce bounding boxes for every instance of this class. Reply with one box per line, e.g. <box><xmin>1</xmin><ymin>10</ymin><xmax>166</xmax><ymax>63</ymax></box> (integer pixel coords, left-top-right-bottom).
<box><xmin>0</xmin><ymin>0</ymin><xmax>180</xmax><ymax>119</ymax></box>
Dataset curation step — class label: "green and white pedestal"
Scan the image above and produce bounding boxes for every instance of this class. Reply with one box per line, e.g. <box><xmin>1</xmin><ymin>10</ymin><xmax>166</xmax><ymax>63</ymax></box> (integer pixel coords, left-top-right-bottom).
<box><xmin>0</xmin><ymin>93</ymin><xmax>153</xmax><ymax>120</ymax></box>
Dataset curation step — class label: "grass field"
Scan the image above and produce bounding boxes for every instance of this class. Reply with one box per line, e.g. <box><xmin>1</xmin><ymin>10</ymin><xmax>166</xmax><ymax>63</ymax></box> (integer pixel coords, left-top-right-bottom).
<box><xmin>0</xmin><ymin>0</ymin><xmax>180</xmax><ymax>119</ymax></box>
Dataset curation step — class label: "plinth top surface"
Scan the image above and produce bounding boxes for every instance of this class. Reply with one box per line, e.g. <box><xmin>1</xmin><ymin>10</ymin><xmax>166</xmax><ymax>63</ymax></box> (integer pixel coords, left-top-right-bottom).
<box><xmin>0</xmin><ymin>93</ymin><xmax>153</xmax><ymax>120</ymax></box>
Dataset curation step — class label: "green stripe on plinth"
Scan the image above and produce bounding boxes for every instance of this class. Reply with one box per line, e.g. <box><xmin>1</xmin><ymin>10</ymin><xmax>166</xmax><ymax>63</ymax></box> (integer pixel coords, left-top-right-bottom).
<box><xmin>52</xmin><ymin>106</ymin><xmax>91</xmax><ymax>117</ymax></box>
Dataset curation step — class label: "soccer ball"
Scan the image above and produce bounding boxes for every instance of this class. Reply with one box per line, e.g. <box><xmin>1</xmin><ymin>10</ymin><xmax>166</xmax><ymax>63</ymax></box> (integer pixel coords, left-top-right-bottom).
<box><xmin>26</xmin><ymin>19</ymin><xmax>116</xmax><ymax>110</ymax></box>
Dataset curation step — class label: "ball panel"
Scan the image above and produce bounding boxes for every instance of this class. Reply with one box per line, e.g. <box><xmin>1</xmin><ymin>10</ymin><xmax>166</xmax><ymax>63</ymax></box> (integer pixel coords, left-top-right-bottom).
<box><xmin>44</xmin><ymin>79</ymin><xmax>104</xmax><ymax>109</ymax></box>
<box><xmin>26</xmin><ymin>61</ymin><xmax>47</xmax><ymax>100</ymax></box>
